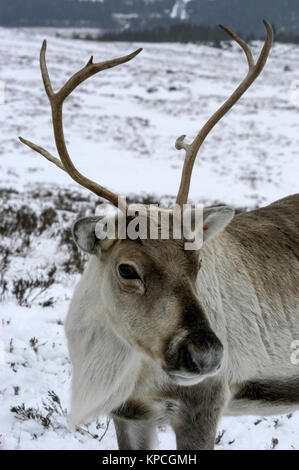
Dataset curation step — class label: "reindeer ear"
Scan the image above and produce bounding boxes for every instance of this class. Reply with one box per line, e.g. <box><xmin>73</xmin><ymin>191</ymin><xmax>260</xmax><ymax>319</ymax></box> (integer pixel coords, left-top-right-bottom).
<box><xmin>202</xmin><ymin>206</ymin><xmax>235</xmax><ymax>242</ymax></box>
<box><xmin>72</xmin><ymin>215</ymin><xmax>118</xmax><ymax>254</ymax></box>
<box><xmin>72</xmin><ymin>217</ymin><xmax>102</xmax><ymax>254</ymax></box>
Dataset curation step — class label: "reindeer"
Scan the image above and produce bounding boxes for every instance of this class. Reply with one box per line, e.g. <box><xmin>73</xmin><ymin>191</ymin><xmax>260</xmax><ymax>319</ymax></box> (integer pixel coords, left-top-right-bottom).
<box><xmin>20</xmin><ymin>21</ymin><xmax>299</xmax><ymax>450</ymax></box>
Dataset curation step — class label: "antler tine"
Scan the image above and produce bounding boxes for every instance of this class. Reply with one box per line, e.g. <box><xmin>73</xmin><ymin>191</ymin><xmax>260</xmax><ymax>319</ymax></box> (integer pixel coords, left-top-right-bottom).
<box><xmin>19</xmin><ymin>136</ymin><xmax>65</xmax><ymax>170</ymax></box>
<box><xmin>39</xmin><ymin>40</ymin><xmax>142</xmax><ymax>103</ymax></box>
<box><xmin>219</xmin><ymin>24</ymin><xmax>255</xmax><ymax>69</ymax></box>
<box><xmin>175</xmin><ymin>20</ymin><xmax>273</xmax><ymax>207</ymax></box>
<box><xmin>20</xmin><ymin>41</ymin><xmax>142</xmax><ymax>210</ymax></box>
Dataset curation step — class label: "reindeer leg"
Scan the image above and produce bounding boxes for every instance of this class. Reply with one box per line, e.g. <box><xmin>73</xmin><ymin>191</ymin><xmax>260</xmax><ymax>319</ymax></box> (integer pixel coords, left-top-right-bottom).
<box><xmin>172</xmin><ymin>379</ymin><xmax>229</xmax><ymax>450</ymax></box>
<box><xmin>113</xmin><ymin>417</ymin><xmax>157</xmax><ymax>450</ymax></box>
<box><xmin>113</xmin><ymin>418</ymin><xmax>132</xmax><ymax>450</ymax></box>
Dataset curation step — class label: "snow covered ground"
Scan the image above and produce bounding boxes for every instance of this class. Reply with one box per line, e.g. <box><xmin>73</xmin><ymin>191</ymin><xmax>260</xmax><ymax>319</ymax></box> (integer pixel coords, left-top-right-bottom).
<box><xmin>0</xmin><ymin>27</ymin><xmax>298</xmax><ymax>450</ymax></box>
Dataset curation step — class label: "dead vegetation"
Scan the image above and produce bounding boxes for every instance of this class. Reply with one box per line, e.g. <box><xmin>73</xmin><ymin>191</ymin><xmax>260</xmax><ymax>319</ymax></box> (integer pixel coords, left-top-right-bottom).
<box><xmin>11</xmin><ymin>391</ymin><xmax>67</xmax><ymax>430</ymax></box>
<box><xmin>11</xmin><ymin>390</ymin><xmax>110</xmax><ymax>443</ymax></box>
<box><xmin>0</xmin><ymin>186</ymin><xmax>97</xmax><ymax>305</ymax></box>
<box><xmin>12</xmin><ymin>266</ymin><xmax>56</xmax><ymax>307</ymax></box>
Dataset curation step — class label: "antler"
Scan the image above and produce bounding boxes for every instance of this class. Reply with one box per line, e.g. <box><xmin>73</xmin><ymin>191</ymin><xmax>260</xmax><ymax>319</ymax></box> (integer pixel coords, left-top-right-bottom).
<box><xmin>175</xmin><ymin>20</ymin><xmax>273</xmax><ymax>207</ymax></box>
<box><xmin>19</xmin><ymin>41</ymin><xmax>142</xmax><ymax>210</ymax></box>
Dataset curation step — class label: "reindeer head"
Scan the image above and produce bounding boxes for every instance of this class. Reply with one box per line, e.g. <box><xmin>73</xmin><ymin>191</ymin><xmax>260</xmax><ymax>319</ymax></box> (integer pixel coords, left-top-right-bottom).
<box><xmin>71</xmin><ymin>205</ymin><xmax>234</xmax><ymax>384</ymax></box>
<box><xmin>20</xmin><ymin>21</ymin><xmax>273</xmax><ymax>385</ymax></box>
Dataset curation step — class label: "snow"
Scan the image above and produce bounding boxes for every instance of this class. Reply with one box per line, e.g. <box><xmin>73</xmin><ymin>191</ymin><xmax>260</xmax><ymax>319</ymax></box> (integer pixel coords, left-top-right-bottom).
<box><xmin>171</xmin><ymin>0</ymin><xmax>192</xmax><ymax>20</ymax></box>
<box><xmin>0</xmin><ymin>27</ymin><xmax>298</xmax><ymax>450</ymax></box>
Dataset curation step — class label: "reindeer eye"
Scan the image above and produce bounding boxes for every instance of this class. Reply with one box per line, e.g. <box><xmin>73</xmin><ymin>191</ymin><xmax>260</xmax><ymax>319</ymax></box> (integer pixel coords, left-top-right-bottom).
<box><xmin>118</xmin><ymin>264</ymin><xmax>140</xmax><ymax>280</ymax></box>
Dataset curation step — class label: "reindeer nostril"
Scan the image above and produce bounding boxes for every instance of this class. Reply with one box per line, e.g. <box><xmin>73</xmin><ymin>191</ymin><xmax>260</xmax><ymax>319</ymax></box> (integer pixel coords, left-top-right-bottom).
<box><xmin>178</xmin><ymin>337</ymin><xmax>223</xmax><ymax>376</ymax></box>
<box><xmin>179</xmin><ymin>344</ymin><xmax>201</xmax><ymax>374</ymax></box>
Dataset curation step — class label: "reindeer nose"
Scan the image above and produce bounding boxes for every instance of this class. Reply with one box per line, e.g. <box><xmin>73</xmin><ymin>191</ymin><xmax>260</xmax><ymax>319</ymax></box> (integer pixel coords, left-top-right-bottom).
<box><xmin>179</xmin><ymin>334</ymin><xmax>223</xmax><ymax>376</ymax></box>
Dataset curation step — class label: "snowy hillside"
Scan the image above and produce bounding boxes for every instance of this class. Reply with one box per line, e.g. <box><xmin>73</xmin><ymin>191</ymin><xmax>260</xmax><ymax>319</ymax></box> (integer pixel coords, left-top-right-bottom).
<box><xmin>171</xmin><ymin>0</ymin><xmax>192</xmax><ymax>21</ymax></box>
<box><xmin>2</xmin><ymin>0</ymin><xmax>299</xmax><ymax>34</ymax></box>
<box><xmin>0</xmin><ymin>27</ymin><xmax>299</xmax><ymax>450</ymax></box>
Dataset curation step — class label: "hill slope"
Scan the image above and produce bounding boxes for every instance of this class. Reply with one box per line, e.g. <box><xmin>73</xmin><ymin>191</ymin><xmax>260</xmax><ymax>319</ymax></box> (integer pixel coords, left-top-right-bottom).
<box><xmin>1</xmin><ymin>0</ymin><xmax>299</xmax><ymax>34</ymax></box>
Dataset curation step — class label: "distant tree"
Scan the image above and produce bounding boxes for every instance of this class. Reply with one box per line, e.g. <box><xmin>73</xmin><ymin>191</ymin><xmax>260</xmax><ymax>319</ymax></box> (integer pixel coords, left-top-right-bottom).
<box><xmin>95</xmin><ymin>22</ymin><xmax>299</xmax><ymax>46</ymax></box>
<box><xmin>1</xmin><ymin>0</ymin><xmax>299</xmax><ymax>36</ymax></box>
